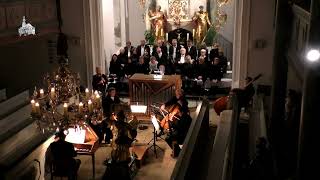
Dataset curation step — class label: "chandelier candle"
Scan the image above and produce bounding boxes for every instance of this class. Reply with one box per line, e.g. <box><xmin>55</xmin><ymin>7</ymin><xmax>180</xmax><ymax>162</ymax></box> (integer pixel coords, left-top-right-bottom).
<box><xmin>95</xmin><ymin>94</ymin><xmax>101</xmax><ymax>108</ymax></box>
<box><xmin>187</xmin><ymin>33</ymin><xmax>189</xmax><ymax>41</ymax></box>
<box><xmin>39</xmin><ymin>89</ymin><xmax>44</xmax><ymax>98</ymax></box>
<box><xmin>50</xmin><ymin>88</ymin><xmax>55</xmax><ymax>99</ymax></box>
<box><xmin>79</xmin><ymin>102</ymin><xmax>83</xmax><ymax>114</ymax></box>
<box><xmin>88</xmin><ymin>100</ymin><xmax>93</xmax><ymax>113</ymax></box>
<box><xmin>35</xmin><ymin>102</ymin><xmax>40</xmax><ymax>115</ymax></box>
<box><xmin>63</xmin><ymin>103</ymin><xmax>68</xmax><ymax>116</ymax></box>
<box><xmin>85</xmin><ymin>88</ymin><xmax>90</xmax><ymax>98</ymax></box>
<box><xmin>31</xmin><ymin>100</ymin><xmax>36</xmax><ymax>113</ymax></box>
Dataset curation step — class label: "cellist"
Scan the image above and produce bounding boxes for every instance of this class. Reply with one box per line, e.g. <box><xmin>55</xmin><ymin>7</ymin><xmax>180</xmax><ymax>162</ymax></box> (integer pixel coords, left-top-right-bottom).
<box><xmin>160</xmin><ymin>89</ymin><xmax>192</xmax><ymax>157</ymax></box>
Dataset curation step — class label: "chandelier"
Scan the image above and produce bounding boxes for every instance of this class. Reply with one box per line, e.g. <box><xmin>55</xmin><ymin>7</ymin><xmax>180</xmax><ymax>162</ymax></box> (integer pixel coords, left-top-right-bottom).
<box><xmin>30</xmin><ymin>56</ymin><xmax>103</xmax><ymax>134</ymax></box>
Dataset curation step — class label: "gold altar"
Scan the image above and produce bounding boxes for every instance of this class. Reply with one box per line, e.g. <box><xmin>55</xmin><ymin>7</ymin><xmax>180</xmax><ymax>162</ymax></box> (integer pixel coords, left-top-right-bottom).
<box><xmin>129</xmin><ymin>74</ymin><xmax>182</xmax><ymax>119</ymax></box>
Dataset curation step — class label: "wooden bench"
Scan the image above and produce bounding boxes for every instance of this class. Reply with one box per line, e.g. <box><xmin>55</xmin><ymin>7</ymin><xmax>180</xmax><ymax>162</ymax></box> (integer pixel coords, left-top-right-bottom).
<box><xmin>131</xmin><ymin>145</ymin><xmax>148</xmax><ymax>168</ymax></box>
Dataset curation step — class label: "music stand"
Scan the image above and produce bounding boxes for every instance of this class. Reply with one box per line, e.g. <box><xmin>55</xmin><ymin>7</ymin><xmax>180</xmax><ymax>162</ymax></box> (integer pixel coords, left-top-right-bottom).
<box><xmin>146</xmin><ymin>115</ymin><xmax>164</xmax><ymax>158</ymax></box>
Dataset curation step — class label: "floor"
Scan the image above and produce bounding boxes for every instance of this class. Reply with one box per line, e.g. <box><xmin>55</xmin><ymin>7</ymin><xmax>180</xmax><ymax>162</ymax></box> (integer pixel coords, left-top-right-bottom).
<box><xmin>65</xmin><ymin>100</ymin><xmax>219</xmax><ymax>180</ymax></box>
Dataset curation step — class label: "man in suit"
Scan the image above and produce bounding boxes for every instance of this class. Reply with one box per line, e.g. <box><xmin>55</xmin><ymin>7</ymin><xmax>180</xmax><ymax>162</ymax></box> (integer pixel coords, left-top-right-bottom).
<box><xmin>152</xmin><ymin>40</ymin><xmax>168</xmax><ymax>56</ymax></box>
<box><xmin>154</xmin><ymin>47</ymin><xmax>168</xmax><ymax>66</ymax></box>
<box><xmin>92</xmin><ymin>67</ymin><xmax>107</xmax><ymax>93</ymax></box>
<box><xmin>136</xmin><ymin>56</ymin><xmax>149</xmax><ymax>74</ymax></box>
<box><xmin>169</xmin><ymin>39</ymin><xmax>181</xmax><ymax>64</ymax></box>
<box><xmin>186</xmin><ymin>40</ymin><xmax>197</xmax><ymax>60</ymax></box>
<box><xmin>124</xmin><ymin>41</ymin><xmax>134</xmax><ymax>58</ymax></box>
<box><xmin>136</xmin><ymin>40</ymin><xmax>150</xmax><ymax>57</ymax></box>
<box><xmin>46</xmin><ymin>131</ymin><xmax>81</xmax><ymax>179</ymax></box>
<box><xmin>209</xmin><ymin>43</ymin><xmax>220</xmax><ymax>61</ymax></box>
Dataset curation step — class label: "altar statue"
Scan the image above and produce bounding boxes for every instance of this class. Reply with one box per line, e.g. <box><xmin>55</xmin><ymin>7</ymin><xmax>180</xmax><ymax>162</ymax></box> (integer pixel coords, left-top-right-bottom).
<box><xmin>192</xmin><ymin>6</ymin><xmax>212</xmax><ymax>44</ymax></box>
<box><xmin>149</xmin><ymin>5</ymin><xmax>166</xmax><ymax>41</ymax></box>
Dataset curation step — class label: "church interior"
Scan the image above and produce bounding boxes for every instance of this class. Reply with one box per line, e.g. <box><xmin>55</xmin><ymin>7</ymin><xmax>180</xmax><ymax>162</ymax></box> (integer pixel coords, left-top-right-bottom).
<box><xmin>0</xmin><ymin>0</ymin><xmax>319</xmax><ymax>179</ymax></box>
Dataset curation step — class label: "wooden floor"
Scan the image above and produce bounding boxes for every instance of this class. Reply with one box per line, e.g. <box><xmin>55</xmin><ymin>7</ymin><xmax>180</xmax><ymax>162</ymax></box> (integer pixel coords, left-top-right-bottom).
<box><xmin>58</xmin><ymin>100</ymin><xmax>219</xmax><ymax>180</ymax></box>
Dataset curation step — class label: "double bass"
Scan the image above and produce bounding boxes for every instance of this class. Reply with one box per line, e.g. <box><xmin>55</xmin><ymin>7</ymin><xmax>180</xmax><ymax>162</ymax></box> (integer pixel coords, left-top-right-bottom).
<box><xmin>214</xmin><ymin>74</ymin><xmax>262</xmax><ymax>115</ymax></box>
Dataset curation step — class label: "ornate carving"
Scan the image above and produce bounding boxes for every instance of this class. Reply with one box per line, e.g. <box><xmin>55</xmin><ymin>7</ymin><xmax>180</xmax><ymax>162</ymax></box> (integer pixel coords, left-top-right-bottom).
<box><xmin>168</xmin><ymin>0</ymin><xmax>189</xmax><ymax>24</ymax></box>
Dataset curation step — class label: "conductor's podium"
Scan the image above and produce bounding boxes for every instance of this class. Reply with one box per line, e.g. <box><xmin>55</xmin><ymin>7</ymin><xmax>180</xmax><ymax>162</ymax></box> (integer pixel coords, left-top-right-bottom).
<box><xmin>129</xmin><ymin>74</ymin><xmax>181</xmax><ymax>121</ymax></box>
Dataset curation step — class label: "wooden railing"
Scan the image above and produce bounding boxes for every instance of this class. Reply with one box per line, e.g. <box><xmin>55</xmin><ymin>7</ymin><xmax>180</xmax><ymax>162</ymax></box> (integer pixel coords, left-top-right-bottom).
<box><xmin>171</xmin><ymin>99</ymin><xmax>210</xmax><ymax>180</ymax></box>
<box><xmin>206</xmin><ymin>95</ymin><xmax>240</xmax><ymax>180</ymax></box>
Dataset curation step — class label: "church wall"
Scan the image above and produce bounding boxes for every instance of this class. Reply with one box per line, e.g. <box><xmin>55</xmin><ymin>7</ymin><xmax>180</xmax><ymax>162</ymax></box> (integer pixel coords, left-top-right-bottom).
<box><xmin>128</xmin><ymin>0</ymin><xmax>146</xmax><ymax>46</ymax></box>
<box><xmin>60</xmin><ymin>0</ymin><xmax>88</xmax><ymax>86</ymax></box>
<box><xmin>0</xmin><ymin>35</ymin><xmax>57</xmax><ymax>97</ymax></box>
<box><xmin>247</xmin><ymin>0</ymin><xmax>275</xmax><ymax>85</ymax></box>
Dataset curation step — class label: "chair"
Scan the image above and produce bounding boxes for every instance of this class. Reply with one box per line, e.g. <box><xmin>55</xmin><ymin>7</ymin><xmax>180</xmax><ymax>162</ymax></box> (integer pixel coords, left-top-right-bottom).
<box><xmin>50</xmin><ymin>159</ymin><xmax>78</xmax><ymax>180</ymax></box>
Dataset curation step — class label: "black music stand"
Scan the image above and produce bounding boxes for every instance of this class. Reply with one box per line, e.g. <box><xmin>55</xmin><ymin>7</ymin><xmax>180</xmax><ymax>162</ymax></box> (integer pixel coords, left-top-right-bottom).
<box><xmin>146</xmin><ymin>116</ymin><xmax>164</xmax><ymax>158</ymax></box>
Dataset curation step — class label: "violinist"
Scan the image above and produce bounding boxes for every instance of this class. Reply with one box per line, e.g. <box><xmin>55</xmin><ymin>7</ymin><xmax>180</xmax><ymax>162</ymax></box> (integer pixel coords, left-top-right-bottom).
<box><xmin>161</xmin><ymin>89</ymin><xmax>192</xmax><ymax>157</ymax></box>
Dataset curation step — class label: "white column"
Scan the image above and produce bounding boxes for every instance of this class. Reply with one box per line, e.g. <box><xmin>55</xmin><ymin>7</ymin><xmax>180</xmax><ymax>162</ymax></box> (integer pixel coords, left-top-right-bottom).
<box><xmin>120</xmin><ymin>0</ymin><xmax>127</xmax><ymax>46</ymax></box>
<box><xmin>232</xmin><ymin>0</ymin><xmax>251</xmax><ymax>88</ymax></box>
<box><xmin>102</xmin><ymin>0</ymin><xmax>116</xmax><ymax>74</ymax></box>
<box><xmin>83</xmin><ymin>0</ymin><xmax>105</xmax><ymax>87</ymax></box>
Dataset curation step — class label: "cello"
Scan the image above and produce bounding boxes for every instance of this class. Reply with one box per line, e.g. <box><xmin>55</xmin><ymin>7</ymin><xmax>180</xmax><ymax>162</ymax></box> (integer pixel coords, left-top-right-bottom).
<box><xmin>159</xmin><ymin>104</ymin><xmax>182</xmax><ymax>130</ymax></box>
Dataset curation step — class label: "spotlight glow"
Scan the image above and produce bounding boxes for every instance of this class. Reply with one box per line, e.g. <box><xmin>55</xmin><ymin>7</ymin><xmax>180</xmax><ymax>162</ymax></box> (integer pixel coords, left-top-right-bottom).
<box><xmin>306</xmin><ymin>49</ymin><xmax>320</xmax><ymax>62</ymax></box>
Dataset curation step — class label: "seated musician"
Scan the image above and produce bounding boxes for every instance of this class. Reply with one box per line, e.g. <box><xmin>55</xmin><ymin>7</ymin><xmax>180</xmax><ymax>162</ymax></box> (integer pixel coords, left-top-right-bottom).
<box><xmin>45</xmin><ymin>130</ymin><xmax>81</xmax><ymax>179</ymax></box>
<box><xmin>102</xmin><ymin>87</ymin><xmax>121</xmax><ymax>144</ymax></box>
<box><xmin>103</xmin><ymin>111</ymin><xmax>135</xmax><ymax>180</ymax></box>
<box><xmin>161</xmin><ymin>89</ymin><xmax>192</xmax><ymax>157</ymax></box>
<box><xmin>92</xmin><ymin>67</ymin><xmax>107</xmax><ymax>94</ymax></box>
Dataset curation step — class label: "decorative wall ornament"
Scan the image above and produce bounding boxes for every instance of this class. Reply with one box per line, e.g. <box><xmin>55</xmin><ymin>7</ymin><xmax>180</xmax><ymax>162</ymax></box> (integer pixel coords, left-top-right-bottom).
<box><xmin>214</xmin><ymin>0</ymin><xmax>229</xmax><ymax>31</ymax></box>
<box><xmin>217</xmin><ymin>0</ymin><xmax>229</xmax><ymax>7</ymax></box>
<box><xmin>18</xmin><ymin>16</ymin><xmax>36</xmax><ymax>36</ymax></box>
<box><xmin>168</xmin><ymin>0</ymin><xmax>190</xmax><ymax>24</ymax></box>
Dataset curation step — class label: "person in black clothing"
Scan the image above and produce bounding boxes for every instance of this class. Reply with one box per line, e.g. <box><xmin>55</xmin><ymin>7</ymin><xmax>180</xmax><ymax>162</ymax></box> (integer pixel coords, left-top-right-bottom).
<box><xmin>152</xmin><ymin>39</ymin><xmax>167</xmax><ymax>56</ymax></box>
<box><xmin>136</xmin><ymin>56</ymin><xmax>149</xmax><ymax>74</ymax></box>
<box><xmin>209</xmin><ymin>43</ymin><xmax>220</xmax><ymax>61</ymax></box>
<box><xmin>123</xmin><ymin>57</ymin><xmax>135</xmax><ymax>78</ymax></box>
<box><xmin>210</xmin><ymin>57</ymin><xmax>223</xmax><ymax>81</ymax></box>
<box><xmin>181</xmin><ymin>55</ymin><xmax>194</xmax><ymax>91</ymax></box>
<box><xmin>102</xmin><ymin>87</ymin><xmax>121</xmax><ymax>144</ymax></box>
<box><xmin>109</xmin><ymin>54</ymin><xmax>121</xmax><ymax>76</ymax></box>
<box><xmin>124</xmin><ymin>41</ymin><xmax>134</xmax><ymax>59</ymax></box>
<box><xmin>169</xmin><ymin>39</ymin><xmax>181</xmax><ymax>64</ymax></box>
<box><xmin>103</xmin><ymin>110</ymin><xmax>135</xmax><ymax>180</ymax></box>
<box><xmin>92</xmin><ymin>67</ymin><xmax>107</xmax><ymax>93</ymax></box>
<box><xmin>136</xmin><ymin>39</ymin><xmax>150</xmax><ymax>57</ymax></box>
<box><xmin>186</xmin><ymin>40</ymin><xmax>197</xmax><ymax>60</ymax></box>
<box><xmin>154</xmin><ymin>47</ymin><xmax>168</xmax><ymax>66</ymax></box>
<box><xmin>143</xmin><ymin>50</ymin><xmax>151</xmax><ymax>65</ymax></box>
<box><xmin>195</xmin><ymin>56</ymin><xmax>209</xmax><ymax>82</ymax></box>
<box><xmin>118</xmin><ymin>48</ymin><xmax>128</xmax><ymax>65</ymax></box>
<box><xmin>46</xmin><ymin>130</ymin><xmax>81</xmax><ymax>179</ymax></box>
<box><xmin>161</xmin><ymin>89</ymin><xmax>191</xmax><ymax>157</ymax></box>
<box><xmin>218</xmin><ymin>50</ymin><xmax>228</xmax><ymax>73</ymax></box>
